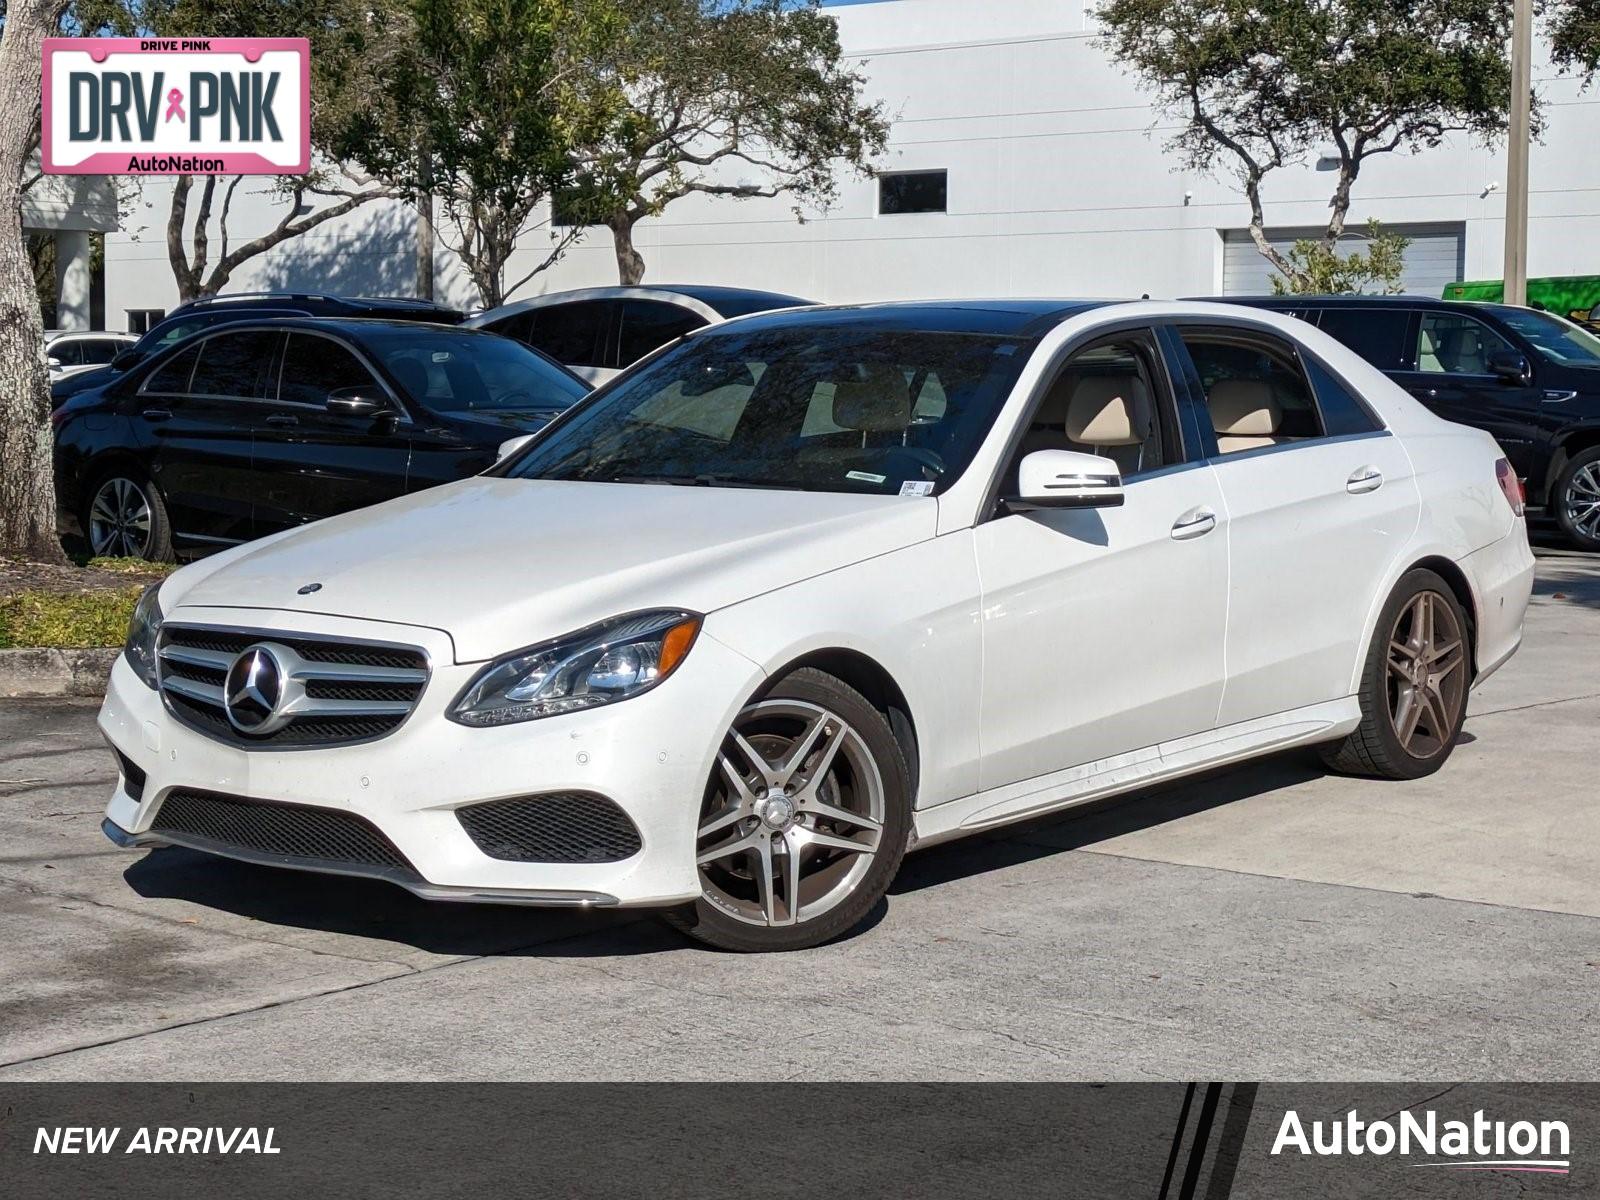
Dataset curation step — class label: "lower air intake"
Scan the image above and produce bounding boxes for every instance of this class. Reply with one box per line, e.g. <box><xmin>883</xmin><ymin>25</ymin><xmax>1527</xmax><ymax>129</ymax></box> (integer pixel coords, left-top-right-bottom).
<box><xmin>456</xmin><ymin>793</ymin><xmax>643</xmax><ymax>863</ymax></box>
<box><xmin>151</xmin><ymin>789</ymin><xmax>412</xmax><ymax>871</ymax></box>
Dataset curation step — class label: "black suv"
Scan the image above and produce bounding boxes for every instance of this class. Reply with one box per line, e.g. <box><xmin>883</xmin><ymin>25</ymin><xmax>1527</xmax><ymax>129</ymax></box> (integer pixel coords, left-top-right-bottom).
<box><xmin>1219</xmin><ymin>295</ymin><xmax>1600</xmax><ymax>550</ymax></box>
<box><xmin>53</xmin><ymin>318</ymin><xmax>587</xmax><ymax>560</ymax></box>
<box><xmin>51</xmin><ymin>293</ymin><xmax>465</xmax><ymax>405</ymax></box>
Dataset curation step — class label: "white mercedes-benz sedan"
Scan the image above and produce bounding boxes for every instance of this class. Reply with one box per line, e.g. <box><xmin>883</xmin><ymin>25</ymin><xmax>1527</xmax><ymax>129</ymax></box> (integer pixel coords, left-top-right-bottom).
<box><xmin>99</xmin><ymin>300</ymin><xmax>1535</xmax><ymax>951</ymax></box>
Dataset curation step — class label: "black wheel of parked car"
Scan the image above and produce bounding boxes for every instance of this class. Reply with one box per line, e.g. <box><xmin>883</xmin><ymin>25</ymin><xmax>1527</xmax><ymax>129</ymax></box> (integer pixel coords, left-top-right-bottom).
<box><xmin>663</xmin><ymin>668</ymin><xmax>912</xmax><ymax>952</ymax></box>
<box><xmin>84</xmin><ymin>471</ymin><xmax>174</xmax><ymax>562</ymax></box>
<box><xmin>1320</xmin><ymin>569</ymin><xmax>1470</xmax><ymax>780</ymax></box>
<box><xmin>1554</xmin><ymin>445</ymin><xmax>1600</xmax><ymax>552</ymax></box>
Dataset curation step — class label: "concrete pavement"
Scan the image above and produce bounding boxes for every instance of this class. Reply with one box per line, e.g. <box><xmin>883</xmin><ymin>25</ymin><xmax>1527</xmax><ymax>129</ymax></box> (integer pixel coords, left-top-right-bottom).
<box><xmin>1</xmin><ymin>538</ymin><xmax>1595</xmax><ymax>1081</ymax></box>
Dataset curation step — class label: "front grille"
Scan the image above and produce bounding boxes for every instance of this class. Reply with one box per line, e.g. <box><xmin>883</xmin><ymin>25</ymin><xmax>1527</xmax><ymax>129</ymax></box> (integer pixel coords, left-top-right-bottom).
<box><xmin>151</xmin><ymin>789</ymin><xmax>412</xmax><ymax>871</ymax></box>
<box><xmin>457</xmin><ymin>793</ymin><xmax>643</xmax><ymax>863</ymax></box>
<box><xmin>157</xmin><ymin>624</ymin><xmax>429</xmax><ymax>749</ymax></box>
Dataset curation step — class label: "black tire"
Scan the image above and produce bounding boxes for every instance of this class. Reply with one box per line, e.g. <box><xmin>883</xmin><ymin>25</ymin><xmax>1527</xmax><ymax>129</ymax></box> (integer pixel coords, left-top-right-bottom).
<box><xmin>1553</xmin><ymin>445</ymin><xmax>1600</xmax><ymax>552</ymax></box>
<box><xmin>1320</xmin><ymin>568</ymin><xmax>1471</xmax><ymax>780</ymax></box>
<box><xmin>82</xmin><ymin>469</ymin><xmax>175</xmax><ymax>562</ymax></box>
<box><xmin>662</xmin><ymin>668</ymin><xmax>912</xmax><ymax>952</ymax></box>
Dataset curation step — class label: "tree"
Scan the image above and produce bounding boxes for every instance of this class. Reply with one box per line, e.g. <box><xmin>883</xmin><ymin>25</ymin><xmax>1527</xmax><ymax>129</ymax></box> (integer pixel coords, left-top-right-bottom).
<box><xmin>1269</xmin><ymin>220</ymin><xmax>1411</xmax><ymax>295</ymax></box>
<box><xmin>0</xmin><ymin>0</ymin><xmax>71</xmax><ymax>562</ymax></box>
<box><xmin>1096</xmin><ymin>0</ymin><xmax>1519</xmax><ymax>291</ymax></box>
<box><xmin>568</xmin><ymin>0</ymin><xmax>888</xmax><ymax>285</ymax></box>
<box><xmin>134</xmin><ymin>0</ymin><xmax>407</xmax><ymax>299</ymax></box>
<box><xmin>392</xmin><ymin>0</ymin><xmax>619</xmax><ymax>308</ymax></box>
<box><xmin>1548</xmin><ymin>0</ymin><xmax>1600</xmax><ymax>77</ymax></box>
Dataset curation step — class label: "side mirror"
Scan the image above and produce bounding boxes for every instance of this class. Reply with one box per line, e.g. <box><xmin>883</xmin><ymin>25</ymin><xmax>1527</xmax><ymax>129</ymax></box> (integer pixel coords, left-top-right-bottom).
<box><xmin>110</xmin><ymin>348</ymin><xmax>142</xmax><ymax>371</ymax></box>
<box><xmin>497</xmin><ymin>433</ymin><xmax>535</xmax><ymax>462</ymax></box>
<box><xmin>1487</xmin><ymin>351</ymin><xmax>1531</xmax><ymax>385</ymax></box>
<box><xmin>1009</xmin><ymin>449</ymin><xmax>1125</xmax><ymax>510</ymax></box>
<box><xmin>326</xmin><ymin>386</ymin><xmax>392</xmax><ymax>419</ymax></box>
<box><xmin>46</xmin><ymin>356</ymin><xmax>62</xmax><ymax>369</ymax></box>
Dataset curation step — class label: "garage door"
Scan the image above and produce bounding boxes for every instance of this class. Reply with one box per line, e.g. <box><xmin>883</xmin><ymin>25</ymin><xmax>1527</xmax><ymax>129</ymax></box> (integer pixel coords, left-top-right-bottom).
<box><xmin>1221</xmin><ymin>223</ymin><xmax>1466</xmax><ymax>296</ymax></box>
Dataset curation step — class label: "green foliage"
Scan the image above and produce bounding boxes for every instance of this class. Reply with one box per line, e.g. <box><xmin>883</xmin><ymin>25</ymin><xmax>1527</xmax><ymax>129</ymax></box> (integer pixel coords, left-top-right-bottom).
<box><xmin>1096</xmin><ymin>0</ymin><xmax>1519</xmax><ymax>289</ymax></box>
<box><xmin>1548</xmin><ymin>0</ymin><xmax>1600</xmax><ymax>77</ymax></box>
<box><xmin>0</xmin><ymin>586</ymin><xmax>143</xmax><ymax>648</ymax></box>
<box><xmin>1268</xmin><ymin>220</ymin><xmax>1411</xmax><ymax>295</ymax></box>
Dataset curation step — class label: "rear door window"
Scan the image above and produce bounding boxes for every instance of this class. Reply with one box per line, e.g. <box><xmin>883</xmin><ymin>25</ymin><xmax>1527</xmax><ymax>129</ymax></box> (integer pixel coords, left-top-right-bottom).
<box><xmin>527</xmin><ymin>300</ymin><xmax>613</xmax><ymax>368</ymax></box>
<box><xmin>1313</xmin><ymin>308</ymin><xmax>1413</xmax><ymax>371</ymax></box>
<box><xmin>616</xmin><ymin>300</ymin><xmax>705</xmax><ymax>366</ymax></box>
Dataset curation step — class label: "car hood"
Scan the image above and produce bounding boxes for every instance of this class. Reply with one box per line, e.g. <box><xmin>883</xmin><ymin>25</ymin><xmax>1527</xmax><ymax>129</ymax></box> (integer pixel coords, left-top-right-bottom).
<box><xmin>168</xmin><ymin>477</ymin><xmax>939</xmax><ymax>662</ymax></box>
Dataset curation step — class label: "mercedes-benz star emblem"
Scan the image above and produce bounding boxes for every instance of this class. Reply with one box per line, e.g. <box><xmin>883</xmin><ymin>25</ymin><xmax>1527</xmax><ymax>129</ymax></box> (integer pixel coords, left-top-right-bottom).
<box><xmin>223</xmin><ymin>644</ymin><xmax>290</xmax><ymax>735</ymax></box>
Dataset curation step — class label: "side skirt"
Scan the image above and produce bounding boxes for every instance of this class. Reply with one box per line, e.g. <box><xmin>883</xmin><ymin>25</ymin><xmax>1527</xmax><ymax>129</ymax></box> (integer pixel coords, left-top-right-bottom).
<box><xmin>912</xmin><ymin>697</ymin><xmax>1361</xmax><ymax>847</ymax></box>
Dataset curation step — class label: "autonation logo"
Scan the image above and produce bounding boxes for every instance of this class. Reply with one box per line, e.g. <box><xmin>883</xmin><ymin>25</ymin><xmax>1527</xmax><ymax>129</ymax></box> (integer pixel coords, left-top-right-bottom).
<box><xmin>1272</xmin><ymin>1108</ymin><xmax>1571</xmax><ymax>1175</ymax></box>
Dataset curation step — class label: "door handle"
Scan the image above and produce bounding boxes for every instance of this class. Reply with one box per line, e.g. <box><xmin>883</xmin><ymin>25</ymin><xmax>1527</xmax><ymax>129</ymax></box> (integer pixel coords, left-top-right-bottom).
<box><xmin>265</xmin><ymin>413</ymin><xmax>299</xmax><ymax>428</ymax></box>
<box><xmin>1346</xmin><ymin>465</ymin><xmax>1384</xmax><ymax>494</ymax></box>
<box><xmin>139</xmin><ymin>408</ymin><xmax>171</xmax><ymax>422</ymax></box>
<box><xmin>1171</xmin><ymin>506</ymin><xmax>1216</xmax><ymax>540</ymax></box>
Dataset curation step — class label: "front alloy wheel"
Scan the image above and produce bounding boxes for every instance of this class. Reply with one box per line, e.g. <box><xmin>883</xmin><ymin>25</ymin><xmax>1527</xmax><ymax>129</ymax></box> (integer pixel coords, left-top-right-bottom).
<box><xmin>665</xmin><ymin>669</ymin><xmax>911</xmax><ymax>951</ymax></box>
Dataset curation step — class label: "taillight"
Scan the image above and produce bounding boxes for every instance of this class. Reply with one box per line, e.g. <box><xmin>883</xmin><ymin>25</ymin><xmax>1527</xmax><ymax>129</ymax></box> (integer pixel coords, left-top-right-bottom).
<box><xmin>1495</xmin><ymin>458</ymin><xmax>1525</xmax><ymax>517</ymax></box>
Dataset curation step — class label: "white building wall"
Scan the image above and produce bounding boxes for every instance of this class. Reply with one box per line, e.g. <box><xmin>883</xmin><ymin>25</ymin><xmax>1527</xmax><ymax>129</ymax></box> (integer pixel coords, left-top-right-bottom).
<box><xmin>105</xmin><ymin>0</ymin><xmax>1600</xmax><ymax>321</ymax></box>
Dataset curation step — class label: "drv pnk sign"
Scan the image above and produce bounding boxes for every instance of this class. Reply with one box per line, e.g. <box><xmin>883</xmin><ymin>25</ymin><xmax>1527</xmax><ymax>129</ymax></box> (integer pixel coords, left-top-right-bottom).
<box><xmin>42</xmin><ymin>38</ymin><xmax>309</xmax><ymax>175</ymax></box>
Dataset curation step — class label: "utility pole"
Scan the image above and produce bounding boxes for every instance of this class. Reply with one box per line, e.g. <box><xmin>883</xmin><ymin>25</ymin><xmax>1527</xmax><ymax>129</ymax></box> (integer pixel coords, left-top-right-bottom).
<box><xmin>1503</xmin><ymin>0</ymin><xmax>1533</xmax><ymax>306</ymax></box>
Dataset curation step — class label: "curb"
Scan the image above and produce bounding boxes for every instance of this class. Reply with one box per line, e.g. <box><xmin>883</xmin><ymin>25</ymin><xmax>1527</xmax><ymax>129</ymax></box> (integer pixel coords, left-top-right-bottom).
<box><xmin>0</xmin><ymin>647</ymin><xmax>119</xmax><ymax>698</ymax></box>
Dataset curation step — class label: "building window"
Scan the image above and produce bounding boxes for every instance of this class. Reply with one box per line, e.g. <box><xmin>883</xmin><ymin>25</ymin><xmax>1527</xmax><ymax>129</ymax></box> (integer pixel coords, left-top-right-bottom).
<box><xmin>878</xmin><ymin>170</ymin><xmax>947</xmax><ymax>215</ymax></box>
<box><xmin>126</xmin><ymin>308</ymin><xmax>165</xmax><ymax>334</ymax></box>
<box><xmin>551</xmin><ymin>189</ymin><xmax>597</xmax><ymax>229</ymax></box>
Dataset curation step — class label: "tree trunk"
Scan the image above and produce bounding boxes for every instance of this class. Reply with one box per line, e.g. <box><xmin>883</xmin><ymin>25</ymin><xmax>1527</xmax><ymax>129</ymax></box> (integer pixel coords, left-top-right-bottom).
<box><xmin>610</xmin><ymin>214</ymin><xmax>645</xmax><ymax>285</ymax></box>
<box><xmin>415</xmin><ymin>146</ymin><xmax>435</xmax><ymax>301</ymax></box>
<box><xmin>0</xmin><ymin>0</ymin><xmax>70</xmax><ymax>563</ymax></box>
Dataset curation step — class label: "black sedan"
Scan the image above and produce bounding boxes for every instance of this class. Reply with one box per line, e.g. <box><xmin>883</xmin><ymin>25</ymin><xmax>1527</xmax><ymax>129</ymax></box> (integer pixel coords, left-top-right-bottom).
<box><xmin>53</xmin><ymin>318</ymin><xmax>589</xmax><ymax>560</ymax></box>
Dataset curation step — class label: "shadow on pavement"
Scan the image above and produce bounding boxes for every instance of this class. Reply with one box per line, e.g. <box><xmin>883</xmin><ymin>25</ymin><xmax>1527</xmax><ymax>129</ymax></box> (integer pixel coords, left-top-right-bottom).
<box><xmin>123</xmin><ymin>850</ymin><xmax>684</xmax><ymax>958</ymax></box>
<box><xmin>892</xmin><ymin>750</ymin><xmax>1329</xmax><ymax>896</ymax></box>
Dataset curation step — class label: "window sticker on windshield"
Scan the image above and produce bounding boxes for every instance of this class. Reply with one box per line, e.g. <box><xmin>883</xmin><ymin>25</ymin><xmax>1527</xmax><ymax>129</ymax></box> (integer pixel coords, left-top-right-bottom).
<box><xmin>898</xmin><ymin>480</ymin><xmax>935</xmax><ymax>497</ymax></box>
<box><xmin>847</xmin><ymin>470</ymin><xmax>886</xmax><ymax>484</ymax></box>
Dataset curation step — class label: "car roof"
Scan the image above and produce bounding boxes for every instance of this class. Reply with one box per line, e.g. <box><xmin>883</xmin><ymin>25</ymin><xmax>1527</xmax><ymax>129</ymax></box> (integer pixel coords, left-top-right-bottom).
<box><xmin>467</xmin><ymin>284</ymin><xmax>815</xmax><ymax>325</ymax></box>
<box><xmin>641</xmin><ymin>284</ymin><xmax>814</xmax><ymax>315</ymax></box>
<box><xmin>1203</xmin><ymin>294</ymin><xmax>1509</xmax><ymax>315</ymax></box>
<box><xmin>702</xmin><ymin>298</ymin><xmax>1114</xmax><ymax>338</ymax></box>
<box><xmin>165</xmin><ymin>293</ymin><xmax>464</xmax><ymax>320</ymax></box>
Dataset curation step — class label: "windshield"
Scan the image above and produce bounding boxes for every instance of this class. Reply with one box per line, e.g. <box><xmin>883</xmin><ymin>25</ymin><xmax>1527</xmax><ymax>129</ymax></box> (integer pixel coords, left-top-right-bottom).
<box><xmin>503</xmin><ymin>325</ymin><xmax>1034</xmax><ymax>495</ymax></box>
<box><xmin>1496</xmin><ymin>308</ymin><xmax>1600</xmax><ymax>367</ymax></box>
<box><xmin>363</xmin><ymin>329</ymin><xmax>589</xmax><ymax>413</ymax></box>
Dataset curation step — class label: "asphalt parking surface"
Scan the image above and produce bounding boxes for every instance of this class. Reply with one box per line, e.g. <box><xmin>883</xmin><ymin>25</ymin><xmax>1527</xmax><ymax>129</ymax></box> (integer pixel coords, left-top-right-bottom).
<box><xmin>1</xmin><ymin>534</ymin><xmax>1596</xmax><ymax>1082</ymax></box>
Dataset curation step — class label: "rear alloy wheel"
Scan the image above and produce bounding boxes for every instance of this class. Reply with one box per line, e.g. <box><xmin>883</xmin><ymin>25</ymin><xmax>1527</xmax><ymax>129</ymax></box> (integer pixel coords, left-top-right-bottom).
<box><xmin>664</xmin><ymin>669</ymin><xmax>910</xmax><ymax>952</ymax></box>
<box><xmin>1554</xmin><ymin>446</ymin><xmax>1600</xmax><ymax>552</ymax></box>
<box><xmin>1320</xmin><ymin>569</ymin><xmax>1470</xmax><ymax>780</ymax></box>
<box><xmin>86</xmin><ymin>474</ymin><xmax>173</xmax><ymax>561</ymax></box>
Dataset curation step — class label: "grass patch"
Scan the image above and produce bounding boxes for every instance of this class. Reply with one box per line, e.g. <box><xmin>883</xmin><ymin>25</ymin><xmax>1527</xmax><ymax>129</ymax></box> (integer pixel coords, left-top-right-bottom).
<box><xmin>0</xmin><ymin>586</ymin><xmax>143</xmax><ymax>649</ymax></box>
<box><xmin>85</xmin><ymin>555</ymin><xmax>177</xmax><ymax>577</ymax></box>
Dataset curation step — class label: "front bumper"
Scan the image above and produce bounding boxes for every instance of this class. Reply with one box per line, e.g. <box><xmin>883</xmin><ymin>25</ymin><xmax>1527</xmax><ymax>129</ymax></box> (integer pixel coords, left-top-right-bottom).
<box><xmin>99</xmin><ymin>606</ymin><xmax>765</xmax><ymax>908</ymax></box>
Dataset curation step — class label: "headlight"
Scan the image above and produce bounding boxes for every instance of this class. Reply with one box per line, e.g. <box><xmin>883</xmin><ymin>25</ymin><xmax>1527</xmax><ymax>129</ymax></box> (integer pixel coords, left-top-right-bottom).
<box><xmin>124</xmin><ymin>583</ymin><xmax>164</xmax><ymax>690</ymax></box>
<box><xmin>449</xmin><ymin>610</ymin><xmax>701</xmax><ymax>727</ymax></box>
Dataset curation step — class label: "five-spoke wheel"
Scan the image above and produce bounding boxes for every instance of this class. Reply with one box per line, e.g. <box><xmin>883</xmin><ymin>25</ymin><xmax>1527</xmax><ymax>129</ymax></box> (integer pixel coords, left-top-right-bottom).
<box><xmin>1385</xmin><ymin>589</ymin><xmax>1467</xmax><ymax>761</ymax></box>
<box><xmin>1322</xmin><ymin>568</ymin><xmax>1471</xmax><ymax>779</ymax></box>
<box><xmin>666</xmin><ymin>669</ymin><xmax>910</xmax><ymax>951</ymax></box>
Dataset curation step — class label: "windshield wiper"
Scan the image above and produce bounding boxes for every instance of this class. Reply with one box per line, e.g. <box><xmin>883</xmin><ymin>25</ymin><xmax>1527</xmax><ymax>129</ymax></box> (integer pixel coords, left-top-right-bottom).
<box><xmin>603</xmin><ymin>472</ymin><xmax>789</xmax><ymax>489</ymax></box>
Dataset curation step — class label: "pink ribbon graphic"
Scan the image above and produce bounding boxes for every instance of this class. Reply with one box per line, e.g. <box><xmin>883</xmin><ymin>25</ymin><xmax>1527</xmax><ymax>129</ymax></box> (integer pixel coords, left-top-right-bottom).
<box><xmin>164</xmin><ymin>88</ymin><xmax>185</xmax><ymax>123</ymax></box>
